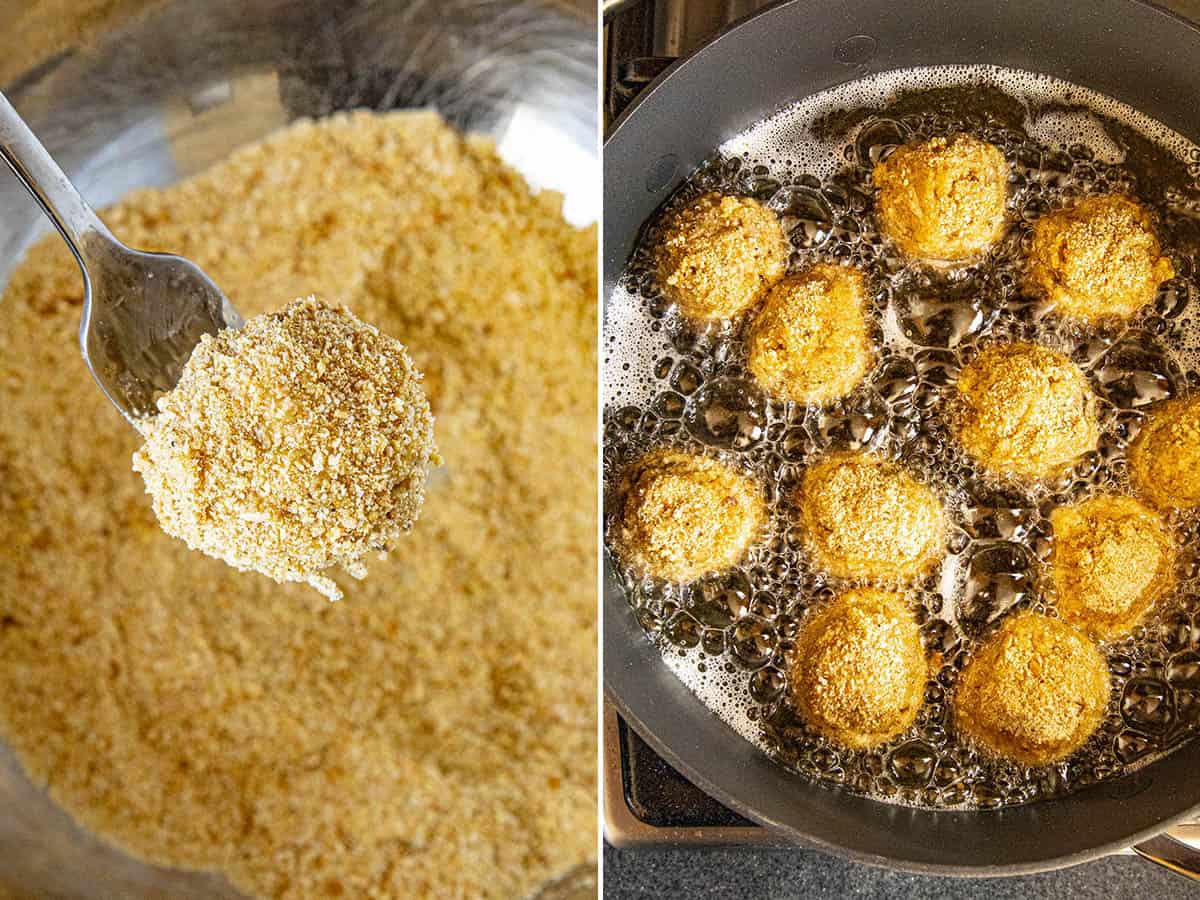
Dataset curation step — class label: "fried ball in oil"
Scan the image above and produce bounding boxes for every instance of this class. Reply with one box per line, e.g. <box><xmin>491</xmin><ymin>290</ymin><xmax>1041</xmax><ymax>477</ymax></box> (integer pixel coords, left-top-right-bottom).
<box><xmin>1048</xmin><ymin>495</ymin><xmax>1175</xmax><ymax>641</ymax></box>
<box><xmin>1027</xmin><ymin>195</ymin><xmax>1174</xmax><ymax>322</ymax></box>
<box><xmin>955</xmin><ymin>612</ymin><xmax>1109</xmax><ymax>765</ymax></box>
<box><xmin>746</xmin><ymin>262</ymin><xmax>875</xmax><ymax>404</ymax></box>
<box><xmin>796</xmin><ymin>451</ymin><xmax>945</xmax><ymax>582</ymax></box>
<box><xmin>654</xmin><ymin>192</ymin><xmax>789</xmax><ymax>321</ymax></box>
<box><xmin>872</xmin><ymin>134</ymin><xmax>1009</xmax><ymax>262</ymax></box>
<box><xmin>611</xmin><ymin>449</ymin><xmax>764</xmax><ymax>582</ymax></box>
<box><xmin>789</xmin><ymin>588</ymin><xmax>927</xmax><ymax>750</ymax></box>
<box><xmin>954</xmin><ymin>342</ymin><xmax>1099</xmax><ymax>480</ymax></box>
<box><xmin>1129</xmin><ymin>397</ymin><xmax>1200</xmax><ymax>510</ymax></box>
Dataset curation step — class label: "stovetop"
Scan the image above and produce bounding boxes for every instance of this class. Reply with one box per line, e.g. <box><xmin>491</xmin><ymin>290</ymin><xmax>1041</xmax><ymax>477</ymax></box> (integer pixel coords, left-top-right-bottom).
<box><xmin>602</xmin><ymin>0</ymin><xmax>1200</xmax><ymax>853</ymax></box>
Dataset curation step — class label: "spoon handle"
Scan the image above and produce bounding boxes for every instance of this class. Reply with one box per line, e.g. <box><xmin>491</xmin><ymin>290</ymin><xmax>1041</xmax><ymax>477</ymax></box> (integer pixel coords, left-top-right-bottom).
<box><xmin>0</xmin><ymin>90</ymin><xmax>112</xmax><ymax>266</ymax></box>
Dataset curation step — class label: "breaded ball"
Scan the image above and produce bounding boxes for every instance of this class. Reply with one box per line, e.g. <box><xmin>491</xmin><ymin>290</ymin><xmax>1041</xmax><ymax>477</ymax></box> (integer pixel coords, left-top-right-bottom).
<box><xmin>955</xmin><ymin>342</ymin><xmax>1099</xmax><ymax>479</ymax></box>
<box><xmin>654</xmin><ymin>192</ymin><xmax>789</xmax><ymax>321</ymax></box>
<box><xmin>955</xmin><ymin>612</ymin><xmax>1109</xmax><ymax>765</ymax></box>
<box><xmin>1048</xmin><ymin>495</ymin><xmax>1175</xmax><ymax>640</ymax></box>
<box><xmin>611</xmin><ymin>449</ymin><xmax>764</xmax><ymax>582</ymax></box>
<box><xmin>796</xmin><ymin>451</ymin><xmax>945</xmax><ymax>582</ymax></box>
<box><xmin>1027</xmin><ymin>195</ymin><xmax>1174</xmax><ymax>322</ymax></box>
<box><xmin>1129</xmin><ymin>397</ymin><xmax>1200</xmax><ymax>510</ymax></box>
<box><xmin>746</xmin><ymin>263</ymin><xmax>875</xmax><ymax>404</ymax></box>
<box><xmin>790</xmin><ymin>588</ymin><xmax>927</xmax><ymax>749</ymax></box>
<box><xmin>872</xmin><ymin>134</ymin><xmax>1009</xmax><ymax>261</ymax></box>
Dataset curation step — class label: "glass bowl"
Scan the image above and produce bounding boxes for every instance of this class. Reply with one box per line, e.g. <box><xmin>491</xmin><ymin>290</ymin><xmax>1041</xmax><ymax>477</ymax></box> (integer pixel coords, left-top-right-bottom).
<box><xmin>0</xmin><ymin>1</ymin><xmax>596</xmax><ymax>896</ymax></box>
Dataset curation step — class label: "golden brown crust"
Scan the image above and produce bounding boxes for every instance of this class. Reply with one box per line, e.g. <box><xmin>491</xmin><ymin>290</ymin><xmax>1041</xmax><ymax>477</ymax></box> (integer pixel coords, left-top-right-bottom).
<box><xmin>955</xmin><ymin>612</ymin><xmax>1109</xmax><ymax>766</ymax></box>
<box><xmin>746</xmin><ymin>263</ymin><xmax>875</xmax><ymax>404</ymax></box>
<box><xmin>795</xmin><ymin>451</ymin><xmax>945</xmax><ymax>583</ymax></box>
<box><xmin>872</xmin><ymin>134</ymin><xmax>1009</xmax><ymax>262</ymax></box>
<box><xmin>954</xmin><ymin>341</ymin><xmax>1099</xmax><ymax>479</ymax></box>
<box><xmin>611</xmin><ymin>449</ymin><xmax>765</xmax><ymax>582</ymax></box>
<box><xmin>1047</xmin><ymin>494</ymin><xmax>1175</xmax><ymax>640</ymax></box>
<box><xmin>1129</xmin><ymin>397</ymin><xmax>1200</xmax><ymax>510</ymax></box>
<box><xmin>1027</xmin><ymin>194</ymin><xmax>1174</xmax><ymax>322</ymax></box>
<box><xmin>654</xmin><ymin>192</ymin><xmax>789</xmax><ymax>321</ymax></box>
<box><xmin>789</xmin><ymin>588</ymin><xmax>927</xmax><ymax>750</ymax></box>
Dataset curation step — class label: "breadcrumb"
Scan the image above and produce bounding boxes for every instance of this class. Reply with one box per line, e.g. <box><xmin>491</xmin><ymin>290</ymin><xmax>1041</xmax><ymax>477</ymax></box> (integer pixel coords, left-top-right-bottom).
<box><xmin>795</xmin><ymin>451</ymin><xmax>945</xmax><ymax>583</ymax></box>
<box><xmin>0</xmin><ymin>111</ymin><xmax>596</xmax><ymax>900</ymax></box>
<box><xmin>873</xmin><ymin>134</ymin><xmax>1009</xmax><ymax>262</ymax></box>
<box><xmin>611</xmin><ymin>449</ymin><xmax>764</xmax><ymax>582</ymax></box>
<box><xmin>133</xmin><ymin>298</ymin><xmax>437</xmax><ymax>600</ymax></box>
<box><xmin>654</xmin><ymin>193</ymin><xmax>788</xmax><ymax>321</ymax></box>
<box><xmin>954</xmin><ymin>341</ymin><xmax>1099</xmax><ymax>479</ymax></box>
<box><xmin>955</xmin><ymin>612</ymin><xmax>1109</xmax><ymax>765</ymax></box>
<box><xmin>1027</xmin><ymin>194</ymin><xmax>1174</xmax><ymax>322</ymax></box>
<box><xmin>1048</xmin><ymin>494</ymin><xmax>1175</xmax><ymax>640</ymax></box>
<box><xmin>790</xmin><ymin>588</ymin><xmax>927</xmax><ymax>750</ymax></box>
<box><xmin>746</xmin><ymin>263</ymin><xmax>875</xmax><ymax>404</ymax></box>
<box><xmin>1129</xmin><ymin>396</ymin><xmax>1200</xmax><ymax>510</ymax></box>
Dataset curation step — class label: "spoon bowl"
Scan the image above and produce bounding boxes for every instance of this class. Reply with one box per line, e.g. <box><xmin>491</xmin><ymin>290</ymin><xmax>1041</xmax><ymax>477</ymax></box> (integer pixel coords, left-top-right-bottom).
<box><xmin>0</xmin><ymin>89</ymin><xmax>240</xmax><ymax>424</ymax></box>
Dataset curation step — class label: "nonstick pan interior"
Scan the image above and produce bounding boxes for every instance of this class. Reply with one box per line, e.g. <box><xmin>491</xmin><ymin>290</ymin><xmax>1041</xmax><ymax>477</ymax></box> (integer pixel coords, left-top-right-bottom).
<box><xmin>604</xmin><ymin>0</ymin><xmax>1200</xmax><ymax>874</ymax></box>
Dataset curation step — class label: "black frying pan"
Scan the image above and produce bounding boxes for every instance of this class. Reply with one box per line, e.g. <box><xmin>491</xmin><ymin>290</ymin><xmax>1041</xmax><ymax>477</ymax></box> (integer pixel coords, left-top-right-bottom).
<box><xmin>603</xmin><ymin>0</ymin><xmax>1200</xmax><ymax>877</ymax></box>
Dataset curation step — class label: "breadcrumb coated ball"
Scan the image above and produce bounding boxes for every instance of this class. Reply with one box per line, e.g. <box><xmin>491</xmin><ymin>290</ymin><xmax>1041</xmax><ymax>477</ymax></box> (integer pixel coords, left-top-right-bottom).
<box><xmin>133</xmin><ymin>297</ymin><xmax>437</xmax><ymax>600</ymax></box>
<box><xmin>955</xmin><ymin>612</ymin><xmax>1109</xmax><ymax>765</ymax></box>
<box><xmin>955</xmin><ymin>342</ymin><xmax>1099</xmax><ymax>479</ymax></box>
<box><xmin>1027</xmin><ymin>195</ymin><xmax>1174</xmax><ymax>322</ymax></box>
<box><xmin>1129</xmin><ymin>397</ymin><xmax>1200</xmax><ymax>510</ymax></box>
<box><xmin>872</xmin><ymin>134</ymin><xmax>1009</xmax><ymax>262</ymax></box>
<box><xmin>1048</xmin><ymin>495</ymin><xmax>1175</xmax><ymax>640</ymax></box>
<box><xmin>654</xmin><ymin>192</ymin><xmax>789</xmax><ymax>321</ymax></box>
<box><xmin>746</xmin><ymin>262</ymin><xmax>875</xmax><ymax>404</ymax></box>
<box><xmin>796</xmin><ymin>451</ymin><xmax>945</xmax><ymax>582</ymax></box>
<box><xmin>790</xmin><ymin>588</ymin><xmax>927</xmax><ymax>749</ymax></box>
<box><xmin>611</xmin><ymin>449</ymin><xmax>764</xmax><ymax>582</ymax></box>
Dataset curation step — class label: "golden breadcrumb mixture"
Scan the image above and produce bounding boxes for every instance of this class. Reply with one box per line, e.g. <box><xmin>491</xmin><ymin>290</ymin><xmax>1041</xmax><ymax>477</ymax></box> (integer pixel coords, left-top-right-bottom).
<box><xmin>654</xmin><ymin>192</ymin><xmax>788</xmax><ymax>321</ymax></box>
<box><xmin>954</xmin><ymin>341</ymin><xmax>1099</xmax><ymax>479</ymax></box>
<box><xmin>1048</xmin><ymin>494</ymin><xmax>1175</xmax><ymax>640</ymax></box>
<box><xmin>2</xmin><ymin>0</ymin><xmax>162</xmax><ymax>88</ymax></box>
<box><xmin>1027</xmin><ymin>194</ymin><xmax>1174</xmax><ymax>322</ymax></box>
<box><xmin>133</xmin><ymin>297</ymin><xmax>437</xmax><ymax>601</ymax></box>
<box><xmin>796</xmin><ymin>451</ymin><xmax>945</xmax><ymax>582</ymax></box>
<box><xmin>955</xmin><ymin>612</ymin><xmax>1109</xmax><ymax>765</ymax></box>
<box><xmin>0</xmin><ymin>111</ymin><xmax>596</xmax><ymax>899</ymax></box>
<box><xmin>1129</xmin><ymin>396</ymin><xmax>1200</xmax><ymax>510</ymax></box>
<box><xmin>872</xmin><ymin>133</ymin><xmax>1009</xmax><ymax>262</ymax></box>
<box><xmin>746</xmin><ymin>262</ymin><xmax>875</xmax><ymax>404</ymax></box>
<box><xmin>789</xmin><ymin>588</ymin><xmax>927</xmax><ymax>750</ymax></box>
<box><xmin>611</xmin><ymin>449</ymin><xmax>764</xmax><ymax>583</ymax></box>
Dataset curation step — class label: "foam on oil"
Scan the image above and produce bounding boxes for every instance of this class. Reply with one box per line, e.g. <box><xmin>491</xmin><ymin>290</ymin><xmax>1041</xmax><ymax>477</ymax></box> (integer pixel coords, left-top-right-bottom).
<box><xmin>604</xmin><ymin>65</ymin><xmax>1200</xmax><ymax>809</ymax></box>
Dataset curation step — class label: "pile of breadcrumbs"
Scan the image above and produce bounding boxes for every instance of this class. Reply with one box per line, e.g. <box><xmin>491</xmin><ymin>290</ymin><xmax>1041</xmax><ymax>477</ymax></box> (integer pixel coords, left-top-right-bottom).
<box><xmin>133</xmin><ymin>296</ymin><xmax>438</xmax><ymax>601</ymax></box>
<box><xmin>0</xmin><ymin>111</ymin><xmax>596</xmax><ymax>899</ymax></box>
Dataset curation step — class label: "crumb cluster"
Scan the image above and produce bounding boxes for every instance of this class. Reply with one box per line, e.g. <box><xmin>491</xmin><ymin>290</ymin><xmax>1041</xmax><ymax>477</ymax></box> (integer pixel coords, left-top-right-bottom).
<box><xmin>954</xmin><ymin>341</ymin><xmax>1099</xmax><ymax>479</ymax></box>
<box><xmin>872</xmin><ymin>133</ymin><xmax>1009</xmax><ymax>261</ymax></box>
<box><xmin>1048</xmin><ymin>494</ymin><xmax>1175</xmax><ymax>640</ymax></box>
<box><xmin>746</xmin><ymin>262</ymin><xmax>874</xmax><ymax>404</ymax></box>
<box><xmin>0</xmin><ymin>111</ymin><xmax>596</xmax><ymax>899</ymax></box>
<box><xmin>1027</xmin><ymin>194</ymin><xmax>1174</xmax><ymax>322</ymax></box>
<box><xmin>612</xmin><ymin>449</ymin><xmax>763</xmax><ymax>583</ymax></box>
<box><xmin>654</xmin><ymin>192</ymin><xmax>788</xmax><ymax>321</ymax></box>
<box><xmin>955</xmin><ymin>613</ymin><xmax>1110</xmax><ymax>765</ymax></box>
<box><xmin>796</xmin><ymin>451</ymin><xmax>945</xmax><ymax>582</ymax></box>
<box><xmin>1129</xmin><ymin>396</ymin><xmax>1200</xmax><ymax>510</ymax></box>
<box><xmin>133</xmin><ymin>297</ymin><xmax>437</xmax><ymax>601</ymax></box>
<box><xmin>789</xmin><ymin>588</ymin><xmax>927</xmax><ymax>750</ymax></box>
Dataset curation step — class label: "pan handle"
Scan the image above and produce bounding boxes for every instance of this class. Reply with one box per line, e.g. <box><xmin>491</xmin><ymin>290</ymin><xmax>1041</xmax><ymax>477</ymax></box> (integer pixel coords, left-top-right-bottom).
<box><xmin>1132</xmin><ymin>834</ymin><xmax>1200</xmax><ymax>881</ymax></box>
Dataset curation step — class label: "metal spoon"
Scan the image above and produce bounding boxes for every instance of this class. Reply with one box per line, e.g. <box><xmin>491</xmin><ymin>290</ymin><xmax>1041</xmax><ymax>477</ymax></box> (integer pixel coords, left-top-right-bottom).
<box><xmin>0</xmin><ymin>90</ymin><xmax>242</xmax><ymax>424</ymax></box>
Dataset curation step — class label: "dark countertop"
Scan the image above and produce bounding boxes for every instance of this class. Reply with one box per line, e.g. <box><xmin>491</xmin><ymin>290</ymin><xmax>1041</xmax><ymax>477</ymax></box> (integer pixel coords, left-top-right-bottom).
<box><xmin>603</xmin><ymin>843</ymin><xmax>1197</xmax><ymax>898</ymax></box>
